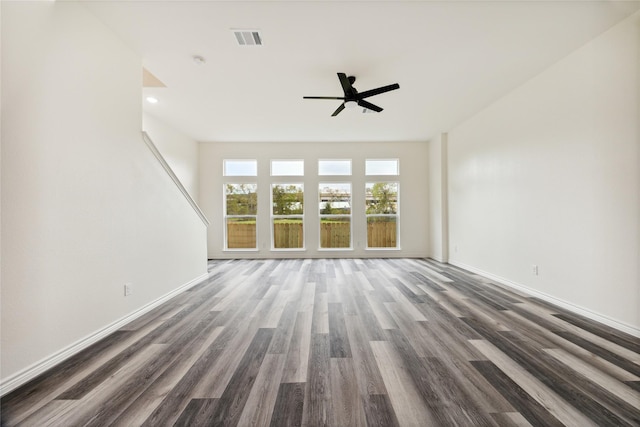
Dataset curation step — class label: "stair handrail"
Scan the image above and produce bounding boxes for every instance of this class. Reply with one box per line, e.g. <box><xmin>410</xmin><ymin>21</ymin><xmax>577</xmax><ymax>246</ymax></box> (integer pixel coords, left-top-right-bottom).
<box><xmin>142</xmin><ymin>131</ymin><xmax>210</xmax><ymax>226</ymax></box>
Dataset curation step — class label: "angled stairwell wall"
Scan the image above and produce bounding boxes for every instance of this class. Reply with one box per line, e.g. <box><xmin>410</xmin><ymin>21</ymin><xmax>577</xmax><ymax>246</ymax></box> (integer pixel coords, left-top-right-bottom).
<box><xmin>1</xmin><ymin>2</ymin><xmax>208</xmax><ymax>393</ymax></box>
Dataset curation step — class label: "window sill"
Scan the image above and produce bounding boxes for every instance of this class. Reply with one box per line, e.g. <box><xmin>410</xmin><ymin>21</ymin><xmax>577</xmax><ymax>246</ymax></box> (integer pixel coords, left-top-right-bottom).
<box><xmin>365</xmin><ymin>247</ymin><xmax>401</xmax><ymax>251</ymax></box>
<box><xmin>318</xmin><ymin>247</ymin><xmax>354</xmax><ymax>251</ymax></box>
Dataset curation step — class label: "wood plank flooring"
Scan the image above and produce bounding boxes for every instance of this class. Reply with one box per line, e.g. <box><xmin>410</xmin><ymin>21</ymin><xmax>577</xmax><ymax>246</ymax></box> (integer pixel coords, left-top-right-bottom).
<box><xmin>2</xmin><ymin>258</ymin><xmax>639</xmax><ymax>426</ymax></box>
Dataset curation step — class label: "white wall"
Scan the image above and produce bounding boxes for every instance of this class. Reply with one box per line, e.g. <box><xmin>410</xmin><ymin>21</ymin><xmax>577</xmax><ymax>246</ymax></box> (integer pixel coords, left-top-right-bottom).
<box><xmin>447</xmin><ymin>11</ymin><xmax>640</xmax><ymax>333</ymax></box>
<box><xmin>143</xmin><ymin>113</ymin><xmax>200</xmax><ymax>202</ymax></box>
<box><xmin>1</xmin><ymin>2</ymin><xmax>208</xmax><ymax>389</ymax></box>
<box><xmin>200</xmin><ymin>141</ymin><xmax>429</xmax><ymax>259</ymax></box>
<box><xmin>428</xmin><ymin>133</ymin><xmax>448</xmax><ymax>262</ymax></box>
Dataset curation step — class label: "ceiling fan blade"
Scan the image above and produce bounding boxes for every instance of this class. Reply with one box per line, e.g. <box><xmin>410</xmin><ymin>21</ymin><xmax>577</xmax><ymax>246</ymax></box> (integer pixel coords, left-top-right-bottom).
<box><xmin>357</xmin><ymin>83</ymin><xmax>400</xmax><ymax>100</ymax></box>
<box><xmin>303</xmin><ymin>96</ymin><xmax>345</xmax><ymax>100</ymax></box>
<box><xmin>337</xmin><ymin>73</ymin><xmax>356</xmax><ymax>98</ymax></box>
<box><xmin>358</xmin><ymin>99</ymin><xmax>383</xmax><ymax>113</ymax></box>
<box><xmin>331</xmin><ymin>103</ymin><xmax>346</xmax><ymax>116</ymax></box>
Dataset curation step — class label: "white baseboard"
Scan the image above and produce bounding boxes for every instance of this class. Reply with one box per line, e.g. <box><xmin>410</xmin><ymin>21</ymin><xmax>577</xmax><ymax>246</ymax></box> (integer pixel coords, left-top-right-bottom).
<box><xmin>208</xmin><ymin>252</ymin><xmax>430</xmax><ymax>260</ymax></box>
<box><xmin>0</xmin><ymin>272</ymin><xmax>209</xmax><ymax>396</ymax></box>
<box><xmin>448</xmin><ymin>260</ymin><xmax>640</xmax><ymax>338</ymax></box>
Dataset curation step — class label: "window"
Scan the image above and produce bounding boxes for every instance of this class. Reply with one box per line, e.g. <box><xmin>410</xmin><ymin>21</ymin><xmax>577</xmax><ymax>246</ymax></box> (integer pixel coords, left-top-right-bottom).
<box><xmin>272</xmin><ymin>184</ymin><xmax>304</xmax><ymax>249</ymax></box>
<box><xmin>365</xmin><ymin>182</ymin><xmax>398</xmax><ymax>248</ymax></box>
<box><xmin>225</xmin><ymin>184</ymin><xmax>257</xmax><ymax>249</ymax></box>
<box><xmin>319</xmin><ymin>159</ymin><xmax>351</xmax><ymax>176</ymax></box>
<box><xmin>271</xmin><ymin>160</ymin><xmax>304</xmax><ymax>176</ymax></box>
<box><xmin>319</xmin><ymin>183</ymin><xmax>351</xmax><ymax>249</ymax></box>
<box><xmin>224</xmin><ymin>159</ymin><xmax>257</xmax><ymax>176</ymax></box>
<box><xmin>366</xmin><ymin>159</ymin><xmax>399</xmax><ymax>175</ymax></box>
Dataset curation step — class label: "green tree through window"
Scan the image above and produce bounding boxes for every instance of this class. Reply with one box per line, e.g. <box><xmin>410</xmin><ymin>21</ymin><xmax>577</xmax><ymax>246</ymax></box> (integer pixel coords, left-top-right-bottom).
<box><xmin>366</xmin><ymin>182</ymin><xmax>397</xmax><ymax>215</ymax></box>
<box><xmin>226</xmin><ymin>184</ymin><xmax>257</xmax><ymax>215</ymax></box>
<box><xmin>272</xmin><ymin>184</ymin><xmax>304</xmax><ymax>215</ymax></box>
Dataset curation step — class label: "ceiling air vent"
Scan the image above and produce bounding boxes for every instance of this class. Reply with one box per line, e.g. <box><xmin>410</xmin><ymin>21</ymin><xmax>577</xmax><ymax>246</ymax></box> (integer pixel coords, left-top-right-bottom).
<box><xmin>232</xmin><ymin>30</ymin><xmax>263</xmax><ymax>46</ymax></box>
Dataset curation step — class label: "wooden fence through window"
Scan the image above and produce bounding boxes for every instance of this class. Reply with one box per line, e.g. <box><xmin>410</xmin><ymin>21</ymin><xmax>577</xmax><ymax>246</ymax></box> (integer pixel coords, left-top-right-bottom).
<box><xmin>367</xmin><ymin>221</ymin><xmax>397</xmax><ymax>248</ymax></box>
<box><xmin>227</xmin><ymin>223</ymin><xmax>257</xmax><ymax>248</ymax></box>
<box><xmin>273</xmin><ymin>223</ymin><xmax>304</xmax><ymax>249</ymax></box>
<box><xmin>227</xmin><ymin>221</ymin><xmax>397</xmax><ymax>249</ymax></box>
<box><xmin>320</xmin><ymin>222</ymin><xmax>350</xmax><ymax>248</ymax></box>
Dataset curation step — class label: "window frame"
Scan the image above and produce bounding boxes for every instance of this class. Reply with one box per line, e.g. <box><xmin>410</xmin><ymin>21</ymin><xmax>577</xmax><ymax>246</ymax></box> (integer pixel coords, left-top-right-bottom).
<box><xmin>270</xmin><ymin>182</ymin><xmax>305</xmax><ymax>251</ymax></box>
<box><xmin>223</xmin><ymin>183</ymin><xmax>258</xmax><ymax>251</ymax></box>
<box><xmin>223</xmin><ymin>159</ymin><xmax>258</xmax><ymax>177</ymax></box>
<box><xmin>365</xmin><ymin>158</ymin><xmax>399</xmax><ymax>176</ymax></box>
<box><xmin>318</xmin><ymin>159</ymin><xmax>352</xmax><ymax>176</ymax></box>
<box><xmin>318</xmin><ymin>182</ymin><xmax>353</xmax><ymax>250</ymax></box>
<box><xmin>271</xmin><ymin>159</ymin><xmax>304</xmax><ymax>177</ymax></box>
<box><xmin>365</xmin><ymin>181</ymin><xmax>400</xmax><ymax>250</ymax></box>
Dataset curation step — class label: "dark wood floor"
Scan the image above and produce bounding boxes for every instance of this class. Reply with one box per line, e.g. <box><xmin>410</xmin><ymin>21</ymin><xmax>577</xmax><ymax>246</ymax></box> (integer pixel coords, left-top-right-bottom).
<box><xmin>2</xmin><ymin>258</ymin><xmax>639</xmax><ymax>426</ymax></box>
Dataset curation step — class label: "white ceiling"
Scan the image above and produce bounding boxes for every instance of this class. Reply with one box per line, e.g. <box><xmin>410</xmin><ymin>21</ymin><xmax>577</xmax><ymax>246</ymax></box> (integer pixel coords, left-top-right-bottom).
<box><xmin>85</xmin><ymin>1</ymin><xmax>640</xmax><ymax>143</ymax></box>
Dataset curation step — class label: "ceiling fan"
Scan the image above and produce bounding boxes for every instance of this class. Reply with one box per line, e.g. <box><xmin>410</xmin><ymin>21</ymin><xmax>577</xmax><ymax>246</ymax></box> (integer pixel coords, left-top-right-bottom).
<box><xmin>303</xmin><ymin>73</ymin><xmax>400</xmax><ymax>116</ymax></box>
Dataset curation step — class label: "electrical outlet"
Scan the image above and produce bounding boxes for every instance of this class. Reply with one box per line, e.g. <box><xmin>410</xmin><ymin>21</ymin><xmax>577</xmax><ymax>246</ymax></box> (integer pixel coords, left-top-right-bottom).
<box><xmin>124</xmin><ymin>283</ymin><xmax>132</xmax><ymax>296</ymax></box>
<box><xmin>532</xmin><ymin>265</ymin><xmax>538</xmax><ymax>276</ymax></box>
